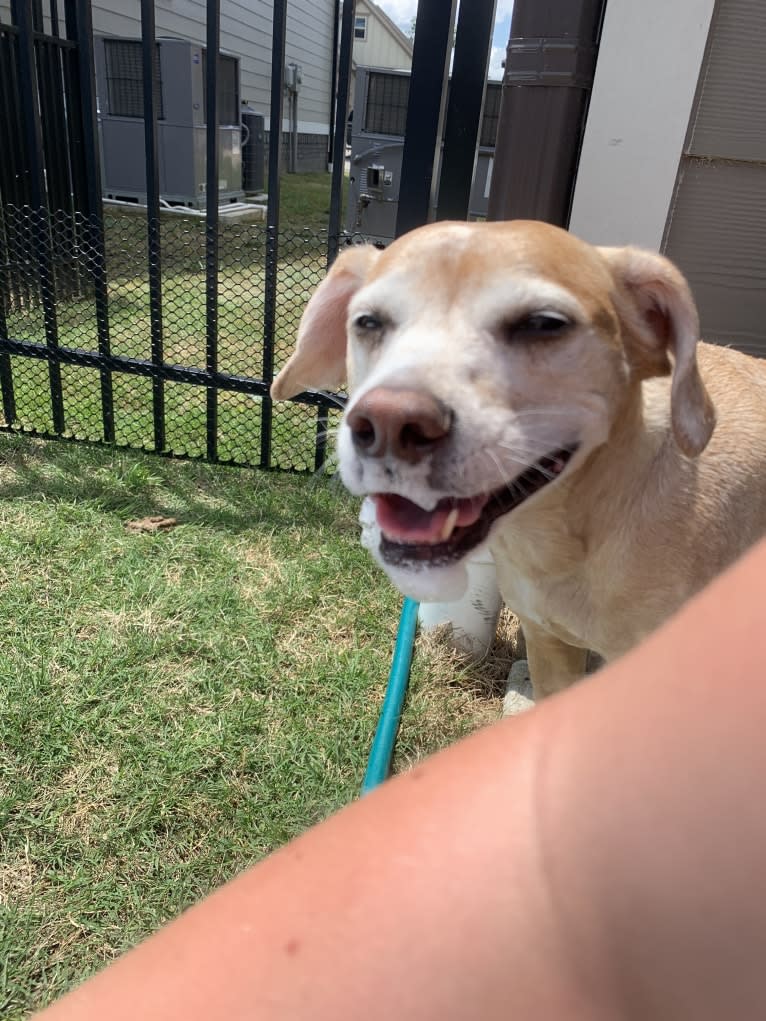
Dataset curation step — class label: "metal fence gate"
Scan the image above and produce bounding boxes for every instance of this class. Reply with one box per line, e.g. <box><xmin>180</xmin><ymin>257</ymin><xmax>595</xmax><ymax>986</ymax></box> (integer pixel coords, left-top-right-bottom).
<box><xmin>0</xmin><ymin>0</ymin><xmax>358</xmax><ymax>473</ymax></box>
<box><xmin>0</xmin><ymin>0</ymin><xmax>497</xmax><ymax>471</ymax></box>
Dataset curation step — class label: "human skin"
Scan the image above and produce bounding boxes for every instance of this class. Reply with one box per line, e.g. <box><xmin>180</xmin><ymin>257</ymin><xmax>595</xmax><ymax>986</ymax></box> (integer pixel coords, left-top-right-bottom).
<box><xmin>35</xmin><ymin>538</ymin><xmax>766</xmax><ymax>1020</ymax></box>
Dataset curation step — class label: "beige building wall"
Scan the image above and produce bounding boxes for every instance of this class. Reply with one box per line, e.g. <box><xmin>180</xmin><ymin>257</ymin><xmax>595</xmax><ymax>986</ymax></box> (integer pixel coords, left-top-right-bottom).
<box><xmin>571</xmin><ymin>0</ymin><xmax>766</xmax><ymax>356</ymax></box>
<box><xmin>663</xmin><ymin>0</ymin><xmax>766</xmax><ymax>357</ymax></box>
<box><xmin>352</xmin><ymin>0</ymin><xmax>413</xmax><ymax>71</ymax></box>
<box><xmin>568</xmin><ymin>0</ymin><xmax>716</xmax><ymax>251</ymax></box>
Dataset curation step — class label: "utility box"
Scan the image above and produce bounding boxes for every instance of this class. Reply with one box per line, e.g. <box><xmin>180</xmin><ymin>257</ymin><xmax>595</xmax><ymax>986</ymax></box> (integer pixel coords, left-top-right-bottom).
<box><xmin>94</xmin><ymin>36</ymin><xmax>244</xmax><ymax>208</ymax></box>
<box><xmin>346</xmin><ymin>67</ymin><xmax>501</xmax><ymax>244</ymax></box>
<box><xmin>241</xmin><ymin>104</ymin><xmax>265</xmax><ymax>193</ymax></box>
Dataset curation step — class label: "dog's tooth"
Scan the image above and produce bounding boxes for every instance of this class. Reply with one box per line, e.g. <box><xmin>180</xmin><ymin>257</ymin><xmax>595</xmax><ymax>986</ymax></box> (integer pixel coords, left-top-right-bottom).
<box><xmin>439</xmin><ymin>507</ymin><xmax>460</xmax><ymax>542</ymax></box>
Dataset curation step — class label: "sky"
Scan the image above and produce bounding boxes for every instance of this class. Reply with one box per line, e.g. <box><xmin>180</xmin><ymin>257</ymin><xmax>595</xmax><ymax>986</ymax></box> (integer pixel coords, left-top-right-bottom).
<box><xmin>377</xmin><ymin>1</ymin><xmax>514</xmax><ymax>80</ymax></box>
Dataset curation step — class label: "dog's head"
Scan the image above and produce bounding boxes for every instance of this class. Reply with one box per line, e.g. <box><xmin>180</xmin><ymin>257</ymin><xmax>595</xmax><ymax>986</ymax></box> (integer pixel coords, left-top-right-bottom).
<box><xmin>272</xmin><ymin>221</ymin><xmax>715</xmax><ymax>600</ymax></box>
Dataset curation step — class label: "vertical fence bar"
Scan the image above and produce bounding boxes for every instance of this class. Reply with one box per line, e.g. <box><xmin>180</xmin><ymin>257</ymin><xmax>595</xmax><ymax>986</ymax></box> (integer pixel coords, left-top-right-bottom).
<box><xmin>326</xmin><ymin>0</ymin><xmax>340</xmax><ymax>171</ymax></box>
<box><xmin>0</xmin><ymin>30</ymin><xmax>24</xmax><ymax>207</ymax></box>
<box><xmin>68</xmin><ymin>0</ymin><xmax>114</xmax><ymax>442</ymax></box>
<box><xmin>260</xmin><ymin>0</ymin><xmax>287</xmax><ymax>470</ymax></box>
<box><xmin>205</xmin><ymin>0</ymin><xmax>220</xmax><ymax>462</ymax></box>
<box><xmin>313</xmin><ymin>405</ymin><xmax>329</xmax><ymax>472</ymax></box>
<box><xmin>37</xmin><ymin>40</ymin><xmax>78</xmax><ymax>300</ymax></box>
<box><xmin>0</xmin><ymin>27</ymin><xmax>33</xmax><ymax>314</ymax></box>
<box><xmin>0</xmin><ymin>356</ymin><xmax>16</xmax><ymax>427</ymax></box>
<box><xmin>0</xmin><ymin>208</ymin><xmax>16</xmax><ymax>425</ymax></box>
<box><xmin>318</xmin><ymin>0</ymin><xmax>355</xmax><ymax>472</ymax></box>
<box><xmin>395</xmin><ymin>0</ymin><xmax>458</xmax><ymax>238</ymax></box>
<box><xmin>12</xmin><ymin>0</ymin><xmax>65</xmax><ymax>434</ymax></box>
<box><xmin>0</xmin><ymin>32</ymin><xmax>15</xmax><ymax>418</ymax></box>
<box><xmin>141</xmin><ymin>0</ymin><xmax>165</xmax><ymax>453</ymax></box>
<box><xmin>63</xmin><ymin>0</ymin><xmax>90</xmax><ymax>213</ymax></box>
<box><xmin>49</xmin><ymin>0</ymin><xmax>59</xmax><ymax>37</ymax></box>
<box><xmin>0</xmin><ymin>25</ymin><xmax>23</xmax><ymax>407</ymax></box>
<box><xmin>436</xmin><ymin>0</ymin><xmax>497</xmax><ymax>221</ymax></box>
<box><xmin>37</xmin><ymin>42</ymin><xmax>69</xmax><ymax>215</ymax></box>
<box><xmin>326</xmin><ymin>0</ymin><xmax>355</xmax><ymax>264</ymax></box>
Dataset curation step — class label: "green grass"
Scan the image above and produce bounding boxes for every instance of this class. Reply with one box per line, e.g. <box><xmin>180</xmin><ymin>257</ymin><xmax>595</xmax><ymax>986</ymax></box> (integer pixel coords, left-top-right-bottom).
<box><xmin>279</xmin><ymin>171</ymin><xmax>340</xmax><ymax>233</ymax></box>
<box><xmin>2</xmin><ymin>173</ymin><xmax>345</xmax><ymax>468</ymax></box>
<box><xmin>0</xmin><ymin>433</ymin><xmax>508</xmax><ymax>1018</ymax></box>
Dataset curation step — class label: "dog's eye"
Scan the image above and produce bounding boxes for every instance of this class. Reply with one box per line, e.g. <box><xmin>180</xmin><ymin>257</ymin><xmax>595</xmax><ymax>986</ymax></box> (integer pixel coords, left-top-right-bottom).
<box><xmin>515</xmin><ymin>312</ymin><xmax>571</xmax><ymax>334</ymax></box>
<box><xmin>354</xmin><ymin>314</ymin><xmax>383</xmax><ymax>332</ymax></box>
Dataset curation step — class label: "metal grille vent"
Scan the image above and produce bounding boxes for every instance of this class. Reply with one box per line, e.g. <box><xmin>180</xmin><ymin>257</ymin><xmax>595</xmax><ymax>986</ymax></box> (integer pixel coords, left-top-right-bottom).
<box><xmin>364</xmin><ymin>72</ymin><xmax>501</xmax><ymax>146</ymax></box>
<box><xmin>365</xmin><ymin>72</ymin><xmax>410</xmax><ymax>136</ymax></box>
<box><xmin>104</xmin><ymin>39</ymin><xmax>163</xmax><ymax>119</ymax></box>
<box><xmin>202</xmin><ymin>51</ymin><xmax>239</xmax><ymax>125</ymax></box>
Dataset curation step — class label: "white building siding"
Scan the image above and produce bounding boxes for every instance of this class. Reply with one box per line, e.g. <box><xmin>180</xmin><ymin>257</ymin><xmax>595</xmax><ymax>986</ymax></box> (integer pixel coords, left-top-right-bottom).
<box><xmin>353</xmin><ymin>0</ymin><xmax>412</xmax><ymax>71</ymax></box>
<box><xmin>0</xmin><ymin>0</ymin><xmax>334</xmax><ymax>136</ymax></box>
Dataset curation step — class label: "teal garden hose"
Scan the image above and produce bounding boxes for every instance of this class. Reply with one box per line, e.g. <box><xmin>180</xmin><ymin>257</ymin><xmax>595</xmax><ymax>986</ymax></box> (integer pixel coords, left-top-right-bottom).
<box><xmin>361</xmin><ymin>597</ymin><xmax>419</xmax><ymax>795</ymax></box>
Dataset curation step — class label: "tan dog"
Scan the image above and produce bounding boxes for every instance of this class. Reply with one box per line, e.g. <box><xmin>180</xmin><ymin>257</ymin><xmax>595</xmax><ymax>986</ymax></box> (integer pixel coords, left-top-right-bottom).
<box><xmin>272</xmin><ymin>220</ymin><xmax>766</xmax><ymax>700</ymax></box>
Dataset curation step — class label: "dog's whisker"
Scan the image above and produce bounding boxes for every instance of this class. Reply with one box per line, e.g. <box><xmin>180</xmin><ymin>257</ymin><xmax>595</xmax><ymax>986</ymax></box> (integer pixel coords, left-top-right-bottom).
<box><xmin>507</xmin><ymin>408</ymin><xmax>576</xmax><ymax>419</ymax></box>
<box><xmin>485</xmin><ymin>450</ymin><xmax>523</xmax><ymax>501</ymax></box>
<box><xmin>314</xmin><ymin>427</ymin><xmax>340</xmax><ymax>445</ymax></box>
<box><xmin>312</xmin><ymin>390</ymin><xmax>348</xmax><ymax>410</ymax></box>
<box><xmin>312</xmin><ymin>455</ymin><xmax>341</xmax><ymax>482</ymax></box>
<box><xmin>496</xmin><ymin>439</ymin><xmax>578</xmax><ymax>460</ymax></box>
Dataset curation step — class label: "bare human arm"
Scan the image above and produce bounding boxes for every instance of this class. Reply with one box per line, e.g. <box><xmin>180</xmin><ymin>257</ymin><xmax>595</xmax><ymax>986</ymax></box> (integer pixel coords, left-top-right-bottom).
<box><xmin>35</xmin><ymin>538</ymin><xmax>766</xmax><ymax>1020</ymax></box>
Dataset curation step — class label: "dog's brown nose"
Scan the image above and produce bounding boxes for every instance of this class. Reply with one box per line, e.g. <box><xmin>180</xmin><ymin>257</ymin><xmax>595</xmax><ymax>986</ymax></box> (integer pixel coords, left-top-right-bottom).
<box><xmin>347</xmin><ymin>387</ymin><xmax>452</xmax><ymax>463</ymax></box>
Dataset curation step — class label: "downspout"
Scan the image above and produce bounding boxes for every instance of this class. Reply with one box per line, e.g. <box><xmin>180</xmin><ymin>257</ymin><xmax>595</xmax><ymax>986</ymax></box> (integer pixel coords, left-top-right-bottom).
<box><xmin>487</xmin><ymin>0</ymin><xmax>608</xmax><ymax>226</ymax></box>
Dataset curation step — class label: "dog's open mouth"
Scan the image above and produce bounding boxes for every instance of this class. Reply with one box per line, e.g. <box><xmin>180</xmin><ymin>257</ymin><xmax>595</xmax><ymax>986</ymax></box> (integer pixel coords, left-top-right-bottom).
<box><xmin>375</xmin><ymin>447</ymin><xmax>576</xmax><ymax>567</ymax></box>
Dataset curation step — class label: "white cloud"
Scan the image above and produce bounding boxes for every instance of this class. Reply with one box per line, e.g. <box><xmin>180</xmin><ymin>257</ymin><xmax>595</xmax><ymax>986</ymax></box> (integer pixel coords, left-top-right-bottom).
<box><xmin>376</xmin><ymin>1</ymin><xmax>515</xmax><ymax>39</ymax></box>
<box><xmin>488</xmin><ymin>44</ymin><xmax>505</xmax><ymax>81</ymax></box>
<box><xmin>377</xmin><ymin>0</ymin><xmax>418</xmax><ymax>33</ymax></box>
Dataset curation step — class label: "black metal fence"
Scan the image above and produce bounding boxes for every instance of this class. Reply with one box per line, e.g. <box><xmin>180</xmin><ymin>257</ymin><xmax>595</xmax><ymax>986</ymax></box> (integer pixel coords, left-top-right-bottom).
<box><xmin>0</xmin><ymin>0</ymin><xmax>497</xmax><ymax>471</ymax></box>
<box><xmin>0</xmin><ymin>203</ymin><xmax>343</xmax><ymax>469</ymax></box>
<box><xmin>0</xmin><ymin>0</ymin><xmax>354</xmax><ymax>472</ymax></box>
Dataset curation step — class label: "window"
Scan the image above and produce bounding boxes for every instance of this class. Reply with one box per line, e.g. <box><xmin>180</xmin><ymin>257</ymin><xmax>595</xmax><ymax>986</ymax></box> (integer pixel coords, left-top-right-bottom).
<box><xmin>354</xmin><ymin>15</ymin><xmax>368</xmax><ymax>40</ymax></box>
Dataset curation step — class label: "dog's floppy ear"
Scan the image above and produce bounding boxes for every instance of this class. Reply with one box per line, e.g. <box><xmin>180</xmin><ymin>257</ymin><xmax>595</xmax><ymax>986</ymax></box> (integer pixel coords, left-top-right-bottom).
<box><xmin>270</xmin><ymin>244</ymin><xmax>381</xmax><ymax>400</ymax></box>
<box><xmin>600</xmin><ymin>246</ymin><xmax>715</xmax><ymax>457</ymax></box>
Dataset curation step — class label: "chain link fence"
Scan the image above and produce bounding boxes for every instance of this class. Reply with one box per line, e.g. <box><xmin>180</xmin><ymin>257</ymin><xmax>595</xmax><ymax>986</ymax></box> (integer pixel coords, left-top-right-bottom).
<box><xmin>0</xmin><ymin>203</ymin><xmax>346</xmax><ymax>472</ymax></box>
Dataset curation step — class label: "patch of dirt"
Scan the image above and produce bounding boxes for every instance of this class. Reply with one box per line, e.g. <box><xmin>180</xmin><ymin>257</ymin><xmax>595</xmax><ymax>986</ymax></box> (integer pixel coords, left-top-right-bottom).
<box><xmin>124</xmin><ymin>515</ymin><xmax>178</xmax><ymax>533</ymax></box>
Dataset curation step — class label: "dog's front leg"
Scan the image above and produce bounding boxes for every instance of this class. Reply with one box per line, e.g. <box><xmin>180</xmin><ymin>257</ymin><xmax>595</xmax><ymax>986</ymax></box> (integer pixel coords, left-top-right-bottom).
<box><xmin>515</xmin><ymin>618</ymin><xmax>588</xmax><ymax>704</ymax></box>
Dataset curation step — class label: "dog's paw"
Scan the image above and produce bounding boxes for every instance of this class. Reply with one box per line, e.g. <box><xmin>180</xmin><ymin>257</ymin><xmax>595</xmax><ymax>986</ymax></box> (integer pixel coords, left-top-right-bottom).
<box><xmin>503</xmin><ymin>659</ymin><xmax>535</xmax><ymax>716</ymax></box>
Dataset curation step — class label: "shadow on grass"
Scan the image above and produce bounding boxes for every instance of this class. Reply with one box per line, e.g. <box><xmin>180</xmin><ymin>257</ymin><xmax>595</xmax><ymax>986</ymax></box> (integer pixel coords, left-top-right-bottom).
<box><xmin>0</xmin><ymin>433</ymin><xmax>355</xmax><ymax>537</ymax></box>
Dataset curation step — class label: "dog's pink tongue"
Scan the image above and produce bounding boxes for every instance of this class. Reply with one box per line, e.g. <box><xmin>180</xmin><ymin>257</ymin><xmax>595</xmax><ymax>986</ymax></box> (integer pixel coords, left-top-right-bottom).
<box><xmin>373</xmin><ymin>493</ymin><xmax>488</xmax><ymax>544</ymax></box>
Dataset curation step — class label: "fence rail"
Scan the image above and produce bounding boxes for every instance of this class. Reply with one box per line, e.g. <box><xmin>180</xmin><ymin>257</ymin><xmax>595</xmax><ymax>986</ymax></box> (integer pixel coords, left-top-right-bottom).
<box><xmin>0</xmin><ymin>203</ymin><xmax>347</xmax><ymax>471</ymax></box>
<box><xmin>0</xmin><ymin>0</ymin><xmax>360</xmax><ymax>473</ymax></box>
<box><xmin>0</xmin><ymin>0</ymin><xmax>486</xmax><ymax>473</ymax></box>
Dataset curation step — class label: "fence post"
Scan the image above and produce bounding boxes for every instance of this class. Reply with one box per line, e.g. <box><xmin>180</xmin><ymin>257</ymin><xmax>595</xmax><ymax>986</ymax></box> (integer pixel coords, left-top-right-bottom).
<box><xmin>326</xmin><ymin>0</ymin><xmax>355</xmax><ymax>264</ymax></box>
<box><xmin>67</xmin><ymin>0</ymin><xmax>115</xmax><ymax>443</ymax></box>
<box><xmin>0</xmin><ymin>207</ymin><xmax>15</xmax><ymax>426</ymax></box>
<box><xmin>395</xmin><ymin>0</ymin><xmax>458</xmax><ymax>237</ymax></box>
<box><xmin>327</xmin><ymin>0</ymin><xmax>341</xmax><ymax>172</ymax></box>
<box><xmin>12</xmin><ymin>0</ymin><xmax>65</xmax><ymax>435</ymax></box>
<box><xmin>138</xmin><ymin>0</ymin><xmax>165</xmax><ymax>454</ymax></box>
<box><xmin>205</xmin><ymin>0</ymin><xmax>221</xmax><ymax>462</ymax></box>
<box><xmin>436</xmin><ymin>0</ymin><xmax>497</xmax><ymax>221</ymax></box>
<box><xmin>261</xmin><ymin>0</ymin><xmax>287</xmax><ymax>471</ymax></box>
